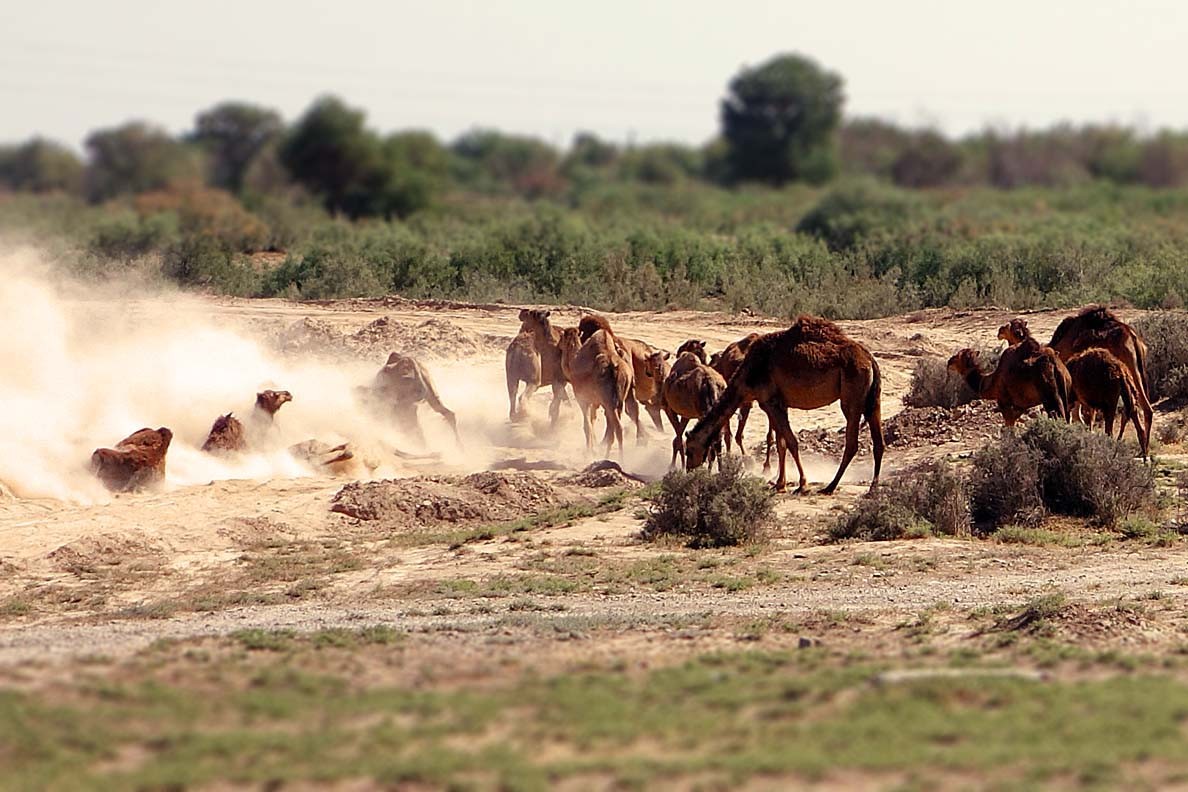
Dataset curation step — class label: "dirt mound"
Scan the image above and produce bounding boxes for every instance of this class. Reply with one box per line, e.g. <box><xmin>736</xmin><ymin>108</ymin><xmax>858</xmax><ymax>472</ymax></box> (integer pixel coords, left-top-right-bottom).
<box><xmin>796</xmin><ymin>402</ymin><xmax>1002</xmax><ymax>458</ymax></box>
<box><xmin>330</xmin><ymin>472</ymin><xmax>567</xmax><ymax>529</ymax></box>
<box><xmin>273</xmin><ymin>315</ymin><xmax>505</xmax><ymax>361</ymax></box>
<box><xmin>48</xmin><ymin>533</ymin><xmax>160</xmax><ymax>575</ymax></box>
<box><xmin>558</xmin><ymin>462</ymin><xmax>648</xmax><ymax>489</ymax></box>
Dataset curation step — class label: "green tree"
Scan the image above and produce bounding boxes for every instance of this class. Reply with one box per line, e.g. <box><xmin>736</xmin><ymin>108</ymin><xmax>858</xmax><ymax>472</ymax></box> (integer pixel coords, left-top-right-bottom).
<box><xmin>191</xmin><ymin>101</ymin><xmax>283</xmax><ymax>192</ymax></box>
<box><xmin>84</xmin><ymin>122</ymin><xmax>203</xmax><ymax>201</ymax></box>
<box><xmin>0</xmin><ymin>138</ymin><xmax>83</xmax><ymax>193</ymax></box>
<box><xmin>452</xmin><ymin>129</ymin><xmax>564</xmax><ymax>197</ymax></box>
<box><xmin>720</xmin><ymin>53</ymin><xmax>844</xmax><ymax>185</ymax></box>
<box><xmin>890</xmin><ymin>131</ymin><xmax>963</xmax><ymax>187</ymax></box>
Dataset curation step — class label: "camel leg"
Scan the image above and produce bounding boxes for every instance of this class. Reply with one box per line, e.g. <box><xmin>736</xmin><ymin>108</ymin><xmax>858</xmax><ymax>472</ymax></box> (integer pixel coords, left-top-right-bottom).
<box><xmin>646</xmin><ymin>404</ymin><xmax>665</xmax><ymax>432</ymax></box>
<box><xmin>763</xmin><ymin>426</ymin><xmax>774</xmax><ymax>473</ymax></box>
<box><xmin>516</xmin><ymin>382</ymin><xmax>538</xmax><ymax>421</ymax></box>
<box><xmin>579</xmin><ymin>402</ymin><xmax>595</xmax><ymax>451</ymax></box>
<box><xmin>423</xmin><ymin>388</ymin><xmax>461</xmax><ymax>446</ymax></box>
<box><xmin>822</xmin><ymin>410</ymin><xmax>861</xmax><ymax>496</ymax></box>
<box><xmin>666</xmin><ymin>410</ymin><xmax>687</xmax><ymax>468</ymax></box>
<box><xmin>867</xmin><ymin>396</ymin><xmax>885</xmax><ymax>490</ymax></box>
<box><xmin>507</xmin><ymin>376</ymin><xmax>520</xmax><ymax>422</ymax></box>
<box><xmin>735</xmin><ymin>403</ymin><xmax>751</xmax><ymax>453</ymax></box>
<box><xmin>760</xmin><ymin>401</ymin><xmax>805</xmax><ymax>494</ymax></box>
<box><xmin>548</xmin><ymin>383</ymin><xmax>567</xmax><ymax>429</ymax></box>
<box><xmin>1102</xmin><ymin>402</ymin><xmax>1116</xmax><ymax>438</ymax></box>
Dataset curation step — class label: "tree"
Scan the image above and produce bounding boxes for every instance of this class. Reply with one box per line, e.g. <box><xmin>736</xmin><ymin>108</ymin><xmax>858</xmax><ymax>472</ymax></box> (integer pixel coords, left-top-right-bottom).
<box><xmin>890</xmin><ymin>131</ymin><xmax>963</xmax><ymax>188</ymax></box>
<box><xmin>451</xmin><ymin>129</ymin><xmax>564</xmax><ymax>197</ymax></box>
<box><xmin>720</xmin><ymin>53</ymin><xmax>844</xmax><ymax>185</ymax></box>
<box><xmin>84</xmin><ymin>122</ymin><xmax>203</xmax><ymax>201</ymax></box>
<box><xmin>0</xmin><ymin>138</ymin><xmax>83</xmax><ymax>193</ymax></box>
<box><xmin>191</xmin><ymin>101</ymin><xmax>283</xmax><ymax>193</ymax></box>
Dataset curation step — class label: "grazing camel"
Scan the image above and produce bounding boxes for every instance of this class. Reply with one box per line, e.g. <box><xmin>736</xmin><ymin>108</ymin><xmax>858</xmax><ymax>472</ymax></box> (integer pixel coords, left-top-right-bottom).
<box><xmin>578</xmin><ymin>314</ymin><xmax>666</xmax><ymax>437</ymax></box>
<box><xmin>710</xmin><ymin>333</ymin><xmax>775</xmax><ymax>466</ymax></box>
<box><xmin>518</xmin><ymin>309</ymin><xmax>572</xmax><ymax>427</ymax></box>
<box><xmin>653</xmin><ymin>343</ymin><xmax>727</xmax><ymax>468</ymax></box>
<box><xmin>556</xmin><ymin>327</ymin><xmax>633</xmax><ymax>456</ymax></box>
<box><xmin>685</xmin><ymin>316</ymin><xmax>885</xmax><ymax>495</ymax></box>
<box><xmin>369</xmin><ymin>352</ymin><xmax>460</xmax><ymax>447</ymax></box>
<box><xmin>1030</xmin><ymin>308</ymin><xmax>1154</xmax><ymax>435</ymax></box>
<box><xmin>504</xmin><ymin>331</ymin><xmax>541</xmax><ymax>421</ymax></box>
<box><xmin>1065</xmin><ymin>349</ymin><xmax>1149</xmax><ymax>458</ymax></box>
<box><xmin>91</xmin><ymin>427</ymin><xmax>173</xmax><ymax>492</ymax></box>
<box><xmin>947</xmin><ymin>346</ymin><xmax>1071</xmax><ymax>427</ymax></box>
<box><xmin>202</xmin><ymin>389</ymin><xmax>293</xmax><ymax>454</ymax></box>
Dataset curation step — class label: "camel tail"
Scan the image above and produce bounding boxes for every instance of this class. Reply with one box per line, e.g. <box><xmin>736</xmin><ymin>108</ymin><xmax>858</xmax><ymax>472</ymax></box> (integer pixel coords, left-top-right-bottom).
<box><xmin>864</xmin><ymin>356</ymin><xmax>882</xmax><ymax>422</ymax></box>
<box><xmin>1136</xmin><ymin>340</ymin><xmax>1152</xmax><ymax>399</ymax></box>
<box><xmin>1120</xmin><ymin>375</ymin><xmax>1136</xmax><ymax>428</ymax></box>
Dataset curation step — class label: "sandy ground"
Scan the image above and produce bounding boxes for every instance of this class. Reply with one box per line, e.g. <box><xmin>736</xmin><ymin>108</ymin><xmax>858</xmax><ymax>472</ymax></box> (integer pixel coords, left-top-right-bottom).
<box><xmin>2</xmin><ymin>296</ymin><xmax>1183</xmax><ymax>668</ymax></box>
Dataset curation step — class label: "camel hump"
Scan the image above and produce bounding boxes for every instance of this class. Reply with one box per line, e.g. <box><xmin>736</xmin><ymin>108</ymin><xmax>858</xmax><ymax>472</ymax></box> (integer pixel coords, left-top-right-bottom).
<box><xmin>790</xmin><ymin>314</ymin><xmax>849</xmax><ymax>343</ymax></box>
<box><xmin>578</xmin><ymin>313</ymin><xmax>614</xmax><ymax>342</ymax></box>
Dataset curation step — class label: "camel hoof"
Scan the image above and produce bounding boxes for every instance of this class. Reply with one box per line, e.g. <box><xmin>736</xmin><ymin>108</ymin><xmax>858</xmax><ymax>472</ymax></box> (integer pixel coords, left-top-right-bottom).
<box><xmin>769</xmin><ymin>481</ymin><xmax>787</xmax><ymax>493</ymax></box>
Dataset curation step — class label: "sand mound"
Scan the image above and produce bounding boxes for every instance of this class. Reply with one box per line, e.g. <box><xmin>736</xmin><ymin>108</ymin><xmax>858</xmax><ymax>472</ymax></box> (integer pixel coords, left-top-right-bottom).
<box><xmin>558</xmin><ymin>462</ymin><xmax>648</xmax><ymax>489</ymax></box>
<box><xmin>330</xmin><ymin>472</ymin><xmax>566</xmax><ymax>528</ymax></box>
<box><xmin>47</xmin><ymin>533</ymin><xmax>160</xmax><ymax>575</ymax></box>
<box><xmin>796</xmin><ymin>402</ymin><xmax>1002</xmax><ymax>458</ymax></box>
<box><xmin>273</xmin><ymin>316</ymin><xmax>506</xmax><ymax>361</ymax></box>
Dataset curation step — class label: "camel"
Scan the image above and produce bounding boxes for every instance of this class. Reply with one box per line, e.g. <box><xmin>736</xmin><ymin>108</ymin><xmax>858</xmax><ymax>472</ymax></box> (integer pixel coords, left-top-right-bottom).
<box><xmin>1065</xmin><ymin>349</ymin><xmax>1149</xmax><ymax>458</ymax></box>
<box><xmin>652</xmin><ymin>342</ymin><xmax>727</xmax><ymax>468</ymax></box>
<box><xmin>202</xmin><ymin>389</ymin><xmax>293</xmax><ymax>454</ymax></box>
<box><xmin>685</xmin><ymin>316</ymin><xmax>885</xmax><ymax>494</ymax></box>
<box><xmin>288</xmin><ymin>439</ymin><xmax>379</xmax><ymax>477</ymax></box>
<box><xmin>947</xmin><ymin>345</ymin><xmax>1071</xmax><ymax>427</ymax></box>
<box><xmin>1018</xmin><ymin>308</ymin><xmax>1153</xmax><ymax>436</ymax></box>
<box><xmin>517</xmin><ymin>309</ymin><xmax>572</xmax><ymax>427</ymax></box>
<box><xmin>91</xmin><ymin>427</ymin><xmax>173</xmax><ymax>492</ymax></box>
<box><xmin>556</xmin><ymin>327</ymin><xmax>633</xmax><ymax>456</ymax></box>
<box><xmin>504</xmin><ymin>331</ymin><xmax>541</xmax><ymax>421</ymax></box>
<box><xmin>367</xmin><ymin>352</ymin><xmax>460</xmax><ymax>447</ymax></box>
<box><xmin>710</xmin><ymin>333</ymin><xmax>774</xmax><ymax>467</ymax></box>
<box><xmin>578</xmin><ymin>314</ymin><xmax>666</xmax><ymax>438</ymax></box>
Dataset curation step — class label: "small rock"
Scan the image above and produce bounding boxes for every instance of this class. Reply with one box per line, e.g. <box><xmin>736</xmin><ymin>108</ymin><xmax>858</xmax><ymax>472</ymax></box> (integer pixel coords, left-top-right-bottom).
<box><xmin>798</xmin><ymin>636</ymin><xmax>822</xmax><ymax>649</ymax></box>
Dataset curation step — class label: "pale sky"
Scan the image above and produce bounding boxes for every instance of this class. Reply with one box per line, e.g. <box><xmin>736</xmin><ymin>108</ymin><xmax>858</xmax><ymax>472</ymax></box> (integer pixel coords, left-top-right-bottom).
<box><xmin>2</xmin><ymin>0</ymin><xmax>1186</xmax><ymax>149</ymax></box>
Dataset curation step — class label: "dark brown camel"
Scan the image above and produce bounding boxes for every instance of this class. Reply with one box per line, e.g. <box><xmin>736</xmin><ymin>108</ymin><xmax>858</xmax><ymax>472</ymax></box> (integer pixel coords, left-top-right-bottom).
<box><xmin>947</xmin><ymin>345</ymin><xmax>1071</xmax><ymax>427</ymax></box>
<box><xmin>504</xmin><ymin>331</ymin><xmax>541</xmax><ymax>421</ymax></box>
<box><xmin>1065</xmin><ymin>348</ymin><xmax>1149</xmax><ymax>458</ymax></box>
<box><xmin>91</xmin><ymin>427</ymin><xmax>173</xmax><ymax>492</ymax></box>
<box><xmin>557</xmin><ymin>327</ymin><xmax>634</xmax><ymax>457</ymax></box>
<box><xmin>202</xmin><ymin>389</ymin><xmax>293</xmax><ymax>454</ymax></box>
<box><xmin>710</xmin><ymin>333</ymin><xmax>774</xmax><ymax>467</ymax></box>
<box><xmin>1022</xmin><ymin>308</ymin><xmax>1153</xmax><ymax>436</ymax></box>
<box><xmin>685</xmin><ymin>316</ymin><xmax>885</xmax><ymax>494</ymax></box>
<box><xmin>518</xmin><ymin>309</ymin><xmax>572</xmax><ymax>427</ymax></box>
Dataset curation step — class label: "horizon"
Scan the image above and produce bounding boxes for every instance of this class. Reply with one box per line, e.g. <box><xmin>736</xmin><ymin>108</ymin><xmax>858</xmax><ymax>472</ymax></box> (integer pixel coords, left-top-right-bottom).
<box><xmin>3</xmin><ymin>0</ymin><xmax>1188</xmax><ymax>150</ymax></box>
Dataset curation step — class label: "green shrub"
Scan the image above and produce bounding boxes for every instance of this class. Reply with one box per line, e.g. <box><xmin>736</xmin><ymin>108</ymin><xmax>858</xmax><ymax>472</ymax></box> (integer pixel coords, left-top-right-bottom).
<box><xmin>970</xmin><ymin>418</ymin><xmax>1154</xmax><ymax>530</ymax></box>
<box><xmin>642</xmin><ymin>456</ymin><xmax>774</xmax><ymax>547</ymax></box>
<box><xmin>1132</xmin><ymin>314</ymin><xmax>1188</xmax><ymax>401</ymax></box>
<box><xmin>795</xmin><ymin>179</ymin><xmax>920</xmax><ymax>251</ymax></box>
<box><xmin>161</xmin><ymin>234</ymin><xmax>260</xmax><ymax>295</ymax></box>
<box><xmin>830</xmin><ymin>460</ymin><xmax>969</xmax><ymax>541</ymax></box>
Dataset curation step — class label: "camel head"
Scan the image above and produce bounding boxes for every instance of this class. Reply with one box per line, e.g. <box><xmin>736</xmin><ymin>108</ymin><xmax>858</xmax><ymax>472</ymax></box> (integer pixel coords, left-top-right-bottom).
<box><xmin>684</xmin><ymin>428</ymin><xmax>709</xmax><ymax>470</ymax></box>
<box><xmin>997</xmin><ymin>318</ymin><xmax>1030</xmax><ymax>345</ymax></box>
<box><xmin>642</xmin><ymin>349</ymin><xmax>671</xmax><ymax>385</ymax></box>
<box><xmin>255</xmin><ymin>389</ymin><xmax>293</xmax><ymax>416</ymax></box>
<box><xmin>947</xmin><ymin>348</ymin><xmax>982</xmax><ymax>376</ymax></box>
<box><xmin>385</xmin><ymin>351</ymin><xmax>410</xmax><ymax>366</ymax></box>
<box><xmin>518</xmin><ymin>309</ymin><xmax>552</xmax><ymax>335</ymax></box>
<box><xmin>557</xmin><ymin>326</ymin><xmax>582</xmax><ymax>354</ymax></box>
<box><xmin>676</xmin><ymin>339</ymin><xmax>707</xmax><ymax>363</ymax></box>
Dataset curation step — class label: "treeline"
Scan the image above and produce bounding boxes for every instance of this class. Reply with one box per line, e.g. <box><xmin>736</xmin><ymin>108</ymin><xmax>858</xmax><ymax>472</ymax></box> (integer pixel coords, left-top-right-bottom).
<box><xmin>4</xmin><ymin>52</ymin><xmax>1188</xmax><ymax>318</ymax></box>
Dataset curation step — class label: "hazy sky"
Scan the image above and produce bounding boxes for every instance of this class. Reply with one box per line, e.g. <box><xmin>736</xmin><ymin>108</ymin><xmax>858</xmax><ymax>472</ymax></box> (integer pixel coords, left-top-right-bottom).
<box><xmin>3</xmin><ymin>0</ymin><xmax>1187</xmax><ymax>149</ymax></box>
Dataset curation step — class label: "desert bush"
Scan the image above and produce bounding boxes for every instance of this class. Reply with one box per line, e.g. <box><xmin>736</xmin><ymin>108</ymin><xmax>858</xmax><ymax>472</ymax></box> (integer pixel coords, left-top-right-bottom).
<box><xmin>830</xmin><ymin>460</ymin><xmax>969</xmax><ymax>541</ymax></box>
<box><xmin>903</xmin><ymin>358</ymin><xmax>977</xmax><ymax>408</ymax></box>
<box><xmin>795</xmin><ymin>179</ymin><xmax>920</xmax><ymax>251</ymax></box>
<box><xmin>642</xmin><ymin>455</ymin><xmax>774</xmax><ymax>547</ymax></box>
<box><xmin>970</xmin><ymin>419</ymin><xmax>1154</xmax><ymax>530</ymax></box>
<box><xmin>162</xmin><ymin>235</ymin><xmax>261</xmax><ymax>295</ymax></box>
<box><xmin>1132</xmin><ymin>314</ymin><xmax>1188</xmax><ymax>402</ymax></box>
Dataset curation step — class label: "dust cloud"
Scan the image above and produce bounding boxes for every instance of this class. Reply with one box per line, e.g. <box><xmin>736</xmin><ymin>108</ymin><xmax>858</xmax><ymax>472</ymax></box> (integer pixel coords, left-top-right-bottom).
<box><xmin>0</xmin><ymin>246</ymin><xmax>678</xmax><ymax>503</ymax></box>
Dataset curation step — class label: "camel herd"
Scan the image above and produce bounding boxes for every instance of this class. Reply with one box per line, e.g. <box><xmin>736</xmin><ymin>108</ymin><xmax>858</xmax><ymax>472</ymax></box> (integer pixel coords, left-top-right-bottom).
<box><xmin>87</xmin><ymin>304</ymin><xmax>1154</xmax><ymax>496</ymax></box>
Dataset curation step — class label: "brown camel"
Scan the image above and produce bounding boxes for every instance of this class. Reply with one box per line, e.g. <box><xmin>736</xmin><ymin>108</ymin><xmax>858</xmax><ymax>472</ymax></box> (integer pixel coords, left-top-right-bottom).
<box><xmin>518</xmin><ymin>309</ymin><xmax>572</xmax><ymax>427</ymax></box>
<box><xmin>504</xmin><ymin>331</ymin><xmax>541</xmax><ymax>421</ymax></box>
<box><xmin>653</xmin><ymin>343</ymin><xmax>727</xmax><ymax>468</ymax></box>
<box><xmin>1065</xmin><ymin>349</ymin><xmax>1149</xmax><ymax>457</ymax></box>
<box><xmin>202</xmin><ymin>389</ymin><xmax>293</xmax><ymax>454</ymax></box>
<box><xmin>1020</xmin><ymin>308</ymin><xmax>1154</xmax><ymax>436</ymax></box>
<box><xmin>91</xmin><ymin>427</ymin><xmax>173</xmax><ymax>492</ymax></box>
<box><xmin>578</xmin><ymin>314</ymin><xmax>666</xmax><ymax>437</ymax></box>
<box><xmin>557</xmin><ymin>327</ymin><xmax>633</xmax><ymax>456</ymax></box>
<box><xmin>685</xmin><ymin>316</ymin><xmax>885</xmax><ymax>494</ymax></box>
<box><xmin>710</xmin><ymin>333</ymin><xmax>774</xmax><ymax>467</ymax></box>
<box><xmin>947</xmin><ymin>345</ymin><xmax>1071</xmax><ymax>427</ymax></box>
<box><xmin>368</xmin><ymin>352</ymin><xmax>460</xmax><ymax>447</ymax></box>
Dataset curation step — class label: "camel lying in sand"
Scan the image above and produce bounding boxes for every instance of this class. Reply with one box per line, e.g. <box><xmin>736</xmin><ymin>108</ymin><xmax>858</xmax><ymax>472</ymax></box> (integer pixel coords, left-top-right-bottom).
<box><xmin>578</xmin><ymin>314</ymin><xmax>665</xmax><ymax>438</ymax></box>
<box><xmin>505</xmin><ymin>331</ymin><xmax>541</xmax><ymax>421</ymax></box>
<box><xmin>653</xmin><ymin>340</ymin><xmax>727</xmax><ymax>468</ymax></box>
<box><xmin>557</xmin><ymin>326</ymin><xmax>634</xmax><ymax>457</ymax></box>
<box><xmin>202</xmin><ymin>389</ymin><xmax>293</xmax><ymax>454</ymax></box>
<box><xmin>947</xmin><ymin>343</ymin><xmax>1071</xmax><ymax>427</ymax></box>
<box><xmin>686</xmin><ymin>316</ymin><xmax>885</xmax><ymax>494</ymax></box>
<box><xmin>1001</xmin><ymin>311</ymin><xmax>1153</xmax><ymax>441</ymax></box>
<box><xmin>366</xmin><ymin>352</ymin><xmax>460</xmax><ymax>447</ymax></box>
<box><xmin>517</xmin><ymin>309</ymin><xmax>572</xmax><ymax>427</ymax></box>
<box><xmin>91</xmin><ymin>427</ymin><xmax>173</xmax><ymax>492</ymax></box>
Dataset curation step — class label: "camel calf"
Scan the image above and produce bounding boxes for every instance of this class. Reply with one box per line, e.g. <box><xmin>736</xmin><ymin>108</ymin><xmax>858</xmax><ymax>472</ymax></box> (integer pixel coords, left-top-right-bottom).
<box><xmin>947</xmin><ymin>345</ymin><xmax>1071</xmax><ymax>426</ymax></box>
<box><xmin>1066</xmin><ymin>349</ymin><xmax>1149</xmax><ymax>458</ymax></box>
<box><xmin>505</xmin><ymin>331</ymin><xmax>541</xmax><ymax>421</ymax></box>
<box><xmin>91</xmin><ymin>427</ymin><xmax>173</xmax><ymax>492</ymax></box>
<box><xmin>202</xmin><ymin>389</ymin><xmax>293</xmax><ymax>454</ymax></box>
<box><xmin>653</xmin><ymin>341</ymin><xmax>727</xmax><ymax>468</ymax></box>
